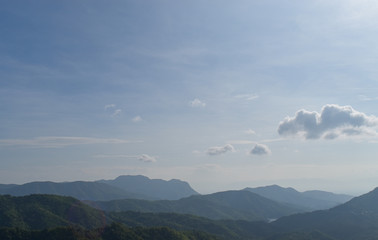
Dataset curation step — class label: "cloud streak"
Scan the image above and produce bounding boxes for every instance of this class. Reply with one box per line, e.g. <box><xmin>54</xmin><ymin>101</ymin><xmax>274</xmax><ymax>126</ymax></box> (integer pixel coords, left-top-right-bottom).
<box><xmin>94</xmin><ymin>153</ymin><xmax>156</xmax><ymax>163</ymax></box>
<box><xmin>235</xmin><ymin>93</ymin><xmax>259</xmax><ymax>101</ymax></box>
<box><xmin>0</xmin><ymin>137</ymin><xmax>141</xmax><ymax>148</ymax></box>
<box><xmin>206</xmin><ymin>144</ymin><xmax>235</xmax><ymax>156</ymax></box>
<box><xmin>278</xmin><ymin>104</ymin><xmax>378</xmax><ymax>140</ymax></box>
<box><xmin>138</xmin><ymin>154</ymin><xmax>157</xmax><ymax>163</ymax></box>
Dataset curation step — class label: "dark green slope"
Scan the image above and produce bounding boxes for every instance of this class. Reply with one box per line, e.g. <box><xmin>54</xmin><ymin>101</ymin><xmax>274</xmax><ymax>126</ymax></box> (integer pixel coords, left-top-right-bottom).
<box><xmin>110</xmin><ymin>211</ymin><xmax>275</xmax><ymax>240</ymax></box>
<box><xmin>92</xmin><ymin>190</ymin><xmax>303</xmax><ymax>221</ymax></box>
<box><xmin>0</xmin><ymin>181</ymin><xmax>146</xmax><ymax>201</ymax></box>
<box><xmin>265</xmin><ymin>231</ymin><xmax>337</xmax><ymax>240</ymax></box>
<box><xmin>0</xmin><ymin>194</ymin><xmax>106</xmax><ymax>230</ymax></box>
<box><xmin>98</xmin><ymin>175</ymin><xmax>199</xmax><ymax>200</ymax></box>
<box><xmin>0</xmin><ymin>223</ymin><xmax>219</xmax><ymax>240</ymax></box>
<box><xmin>273</xmin><ymin>187</ymin><xmax>378</xmax><ymax>240</ymax></box>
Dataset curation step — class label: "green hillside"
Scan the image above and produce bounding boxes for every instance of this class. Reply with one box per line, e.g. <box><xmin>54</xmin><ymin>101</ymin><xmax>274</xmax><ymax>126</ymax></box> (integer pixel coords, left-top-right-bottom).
<box><xmin>92</xmin><ymin>190</ymin><xmax>303</xmax><ymax>221</ymax></box>
<box><xmin>273</xmin><ymin>187</ymin><xmax>378</xmax><ymax>240</ymax></box>
<box><xmin>0</xmin><ymin>223</ymin><xmax>219</xmax><ymax>240</ymax></box>
<box><xmin>0</xmin><ymin>194</ymin><xmax>106</xmax><ymax>230</ymax></box>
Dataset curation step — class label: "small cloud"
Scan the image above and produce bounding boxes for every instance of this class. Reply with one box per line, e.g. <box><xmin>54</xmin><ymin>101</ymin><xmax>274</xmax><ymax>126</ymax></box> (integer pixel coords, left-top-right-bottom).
<box><xmin>206</xmin><ymin>144</ymin><xmax>235</xmax><ymax>156</ymax></box>
<box><xmin>235</xmin><ymin>93</ymin><xmax>259</xmax><ymax>101</ymax></box>
<box><xmin>246</xmin><ymin>129</ymin><xmax>256</xmax><ymax>135</ymax></box>
<box><xmin>250</xmin><ymin>144</ymin><xmax>271</xmax><ymax>156</ymax></box>
<box><xmin>189</xmin><ymin>98</ymin><xmax>206</xmax><ymax>108</ymax></box>
<box><xmin>138</xmin><ymin>154</ymin><xmax>156</xmax><ymax>163</ymax></box>
<box><xmin>132</xmin><ymin>116</ymin><xmax>143</xmax><ymax>122</ymax></box>
<box><xmin>278</xmin><ymin>104</ymin><xmax>378</xmax><ymax>140</ymax></box>
<box><xmin>105</xmin><ymin>104</ymin><xmax>122</xmax><ymax>117</ymax></box>
<box><xmin>112</xmin><ymin>109</ymin><xmax>122</xmax><ymax>117</ymax></box>
<box><xmin>104</xmin><ymin>104</ymin><xmax>116</xmax><ymax>110</ymax></box>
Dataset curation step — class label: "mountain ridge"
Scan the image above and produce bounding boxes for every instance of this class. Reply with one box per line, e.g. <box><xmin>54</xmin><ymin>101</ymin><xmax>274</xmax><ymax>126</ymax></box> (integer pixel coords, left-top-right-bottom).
<box><xmin>245</xmin><ymin>185</ymin><xmax>353</xmax><ymax>210</ymax></box>
<box><xmin>90</xmin><ymin>190</ymin><xmax>304</xmax><ymax>222</ymax></box>
<box><xmin>0</xmin><ymin>175</ymin><xmax>199</xmax><ymax>201</ymax></box>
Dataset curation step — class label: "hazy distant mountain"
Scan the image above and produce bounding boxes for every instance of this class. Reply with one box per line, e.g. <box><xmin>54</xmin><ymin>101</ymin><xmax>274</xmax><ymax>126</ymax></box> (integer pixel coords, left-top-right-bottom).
<box><xmin>245</xmin><ymin>185</ymin><xmax>353</xmax><ymax>211</ymax></box>
<box><xmin>0</xmin><ymin>184</ymin><xmax>17</xmax><ymax>191</ymax></box>
<box><xmin>0</xmin><ymin>175</ymin><xmax>198</xmax><ymax>201</ymax></box>
<box><xmin>98</xmin><ymin>175</ymin><xmax>199</xmax><ymax>200</ymax></box>
<box><xmin>0</xmin><ymin>181</ymin><xmax>147</xmax><ymax>201</ymax></box>
<box><xmin>91</xmin><ymin>190</ymin><xmax>304</xmax><ymax>222</ymax></box>
<box><xmin>273</xmin><ymin>187</ymin><xmax>378</xmax><ymax>240</ymax></box>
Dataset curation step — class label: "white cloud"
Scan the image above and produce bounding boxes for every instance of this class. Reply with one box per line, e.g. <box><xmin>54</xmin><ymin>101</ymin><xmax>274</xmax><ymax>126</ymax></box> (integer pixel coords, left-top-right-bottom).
<box><xmin>246</xmin><ymin>129</ymin><xmax>256</xmax><ymax>135</ymax></box>
<box><xmin>132</xmin><ymin>115</ymin><xmax>143</xmax><ymax>122</ymax></box>
<box><xmin>104</xmin><ymin>104</ymin><xmax>116</xmax><ymax>110</ymax></box>
<box><xmin>278</xmin><ymin>104</ymin><xmax>378</xmax><ymax>140</ymax></box>
<box><xmin>0</xmin><ymin>137</ymin><xmax>140</xmax><ymax>148</ymax></box>
<box><xmin>112</xmin><ymin>109</ymin><xmax>122</xmax><ymax>117</ymax></box>
<box><xmin>94</xmin><ymin>154</ymin><xmax>156</xmax><ymax>163</ymax></box>
<box><xmin>189</xmin><ymin>98</ymin><xmax>206</xmax><ymax>108</ymax></box>
<box><xmin>138</xmin><ymin>154</ymin><xmax>157</xmax><ymax>163</ymax></box>
<box><xmin>250</xmin><ymin>144</ymin><xmax>271</xmax><ymax>156</ymax></box>
<box><xmin>235</xmin><ymin>93</ymin><xmax>259</xmax><ymax>101</ymax></box>
<box><xmin>206</xmin><ymin>144</ymin><xmax>235</xmax><ymax>156</ymax></box>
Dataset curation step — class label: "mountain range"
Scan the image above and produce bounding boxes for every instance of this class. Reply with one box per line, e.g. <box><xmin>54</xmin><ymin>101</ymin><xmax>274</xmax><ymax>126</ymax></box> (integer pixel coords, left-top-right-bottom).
<box><xmin>2</xmin><ymin>186</ymin><xmax>378</xmax><ymax>239</ymax></box>
<box><xmin>0</xmin><ymin>175</ymin><xmax>199</xmax><ymax>201</ymax></box>
<box><xmin>0</xmin><ymin>175</ymin><xmax>352</xmax><ymax>212</ymax></box>
<box><xmin>272</xmin><ymin>187</ymin><xmax>378</xmax><ymax>240</ymax></box>
<box><xmin>89</xmin><ymin>190</ymin><xmax>304</xmax><ymax>222</ymax></box>
<box><xmin>245</xmin><ymin>185</ymin><xmax>353</xmax><ymax>210</ymax></box>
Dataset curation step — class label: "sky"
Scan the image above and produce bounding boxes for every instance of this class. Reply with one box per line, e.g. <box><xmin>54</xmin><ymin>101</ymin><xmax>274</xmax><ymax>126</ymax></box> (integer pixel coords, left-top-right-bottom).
<box><xmin>2</xmin><ymin>0</ymin><xmax>378</xmax><ymax>195</ymax></box>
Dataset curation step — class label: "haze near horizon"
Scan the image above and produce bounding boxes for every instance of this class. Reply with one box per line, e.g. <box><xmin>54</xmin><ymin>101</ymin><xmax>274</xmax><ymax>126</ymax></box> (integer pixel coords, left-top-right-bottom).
<box><xmin>2</xmin><ymin>0</ymin><xmax>378</xmax><ymax>195</ymax></box>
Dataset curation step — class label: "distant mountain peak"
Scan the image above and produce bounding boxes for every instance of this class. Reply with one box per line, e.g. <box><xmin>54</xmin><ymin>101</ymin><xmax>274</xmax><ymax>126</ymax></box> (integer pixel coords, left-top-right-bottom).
<box><xmin>99</xmin><ymin>175</ymin><xmax>199</xmax><ymax>200</ymax></box>
<box><xmin>245</xmin><ymin>185</ymin><xmax>353</xmax><ymax>211</ymax></box>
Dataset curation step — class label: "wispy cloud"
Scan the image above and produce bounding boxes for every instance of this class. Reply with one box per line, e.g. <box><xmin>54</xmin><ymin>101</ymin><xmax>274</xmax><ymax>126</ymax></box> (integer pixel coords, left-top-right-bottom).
<box><xmin>235</xmin><ymin>93</ymin><xmax>259</xmax><ymax>101</ymax></box>
<box><xmin>138</xmin><ymin>154</ymin><xmax>157</xmax><ymax>163</ymax></box>
<box><xmin>105</xmin><ymin>104</ymin><xmax>122</xmax><ymax>117</ymax></box>
<box><xmin>228</xmin><ymin>140</ymin><xmax>256</xmax><ymax>145</ymax></box>
<box><xmin>246</xmin><ymin>129</ymin><xmax>256</xmax><ymax>135</ymax></box>
<box><xmin>0</xmin><ymin>137</ymin><xmax>141</xmax><ymax>148</ymax></box>
<box><xmin>206</xmin><ymin>144</ymin><xmax>235</xmax><ymax>156</ymax></box>
<box><xmin>104</xmin><ymin>104</ymin><xmax>116</xmax><ymax>110</ymax></box>
<box><xmin>189</xmin><ymin>98</ymin><xmax>206</xmax><ymax>108</ymax></box>
<box><xmin>94</xmin><ymin>153</ymin><xmax>156</xmax><ymax>163</ymax></box>
<box><xmin>112</xmin><ymin>109</ymin><xmax>122</xmax><ymax>117</ymax></box>
<box><xmin>358</xmin><ymin>95</ymin><xmax>378</xmax><ymax>101</ymax></box>
<box><xmin>278</xmin><ymin>104</ymin><xmax>378</xmax><ymax>140</ymax></box>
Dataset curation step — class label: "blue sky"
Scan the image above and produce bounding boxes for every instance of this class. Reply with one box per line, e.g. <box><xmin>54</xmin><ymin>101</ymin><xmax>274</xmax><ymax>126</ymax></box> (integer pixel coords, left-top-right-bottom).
<box><xmin>2</xmin><ymin>0</ymin><xmax>378</xmax><ymax>195</ymax></box>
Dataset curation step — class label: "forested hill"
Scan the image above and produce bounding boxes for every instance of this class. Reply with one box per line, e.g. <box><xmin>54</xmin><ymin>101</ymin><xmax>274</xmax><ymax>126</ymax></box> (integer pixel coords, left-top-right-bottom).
<box><xmin>90</xmin><ymin>190</ymin><xmax>303</xmax><ymax>222</ymax></box>
<box><xmin>0</xmin><ymin>194</ymin><xmax>106</xmax><ymax>230</ymax></box>
<box><xmin>3</xmin><ymin>191</ymin><xmax>378</xmax><ymax>240</ymax></box>
<box><xmin>272</xmin><ymin>187</ymin><xmax>378</xmax><ymax>240</ymax></box>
